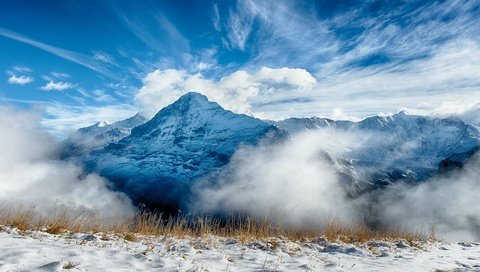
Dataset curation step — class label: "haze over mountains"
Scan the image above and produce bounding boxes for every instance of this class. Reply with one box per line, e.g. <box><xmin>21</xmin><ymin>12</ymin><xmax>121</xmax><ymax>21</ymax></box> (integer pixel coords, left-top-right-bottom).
<box><xmin>63</xmin><ymin>92</ymin><xmax>480</xmax><ymax>214</ymax></box>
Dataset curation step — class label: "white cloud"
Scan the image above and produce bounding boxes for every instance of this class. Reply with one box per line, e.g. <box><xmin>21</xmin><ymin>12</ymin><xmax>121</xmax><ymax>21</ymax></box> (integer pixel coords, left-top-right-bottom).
<box><xmin>8</xmin><ymin>75</ymin><xmax>34</xmax><ymax>85</ymax></box>
<box><xmin>377</xmin><ymin>154</ymin><xmax>480</xmax><ymax>241</ymax></box>
<box><xmin>0</xmin><ymin>27</ymin><xmax>117</xmax><ymax>79</ymax></box>
<box><xmin>135</xmin><ymin>67</ymin><xmax>317</xmax><ymax>117</ymax></box>
<box><xmin>12</xmin><ymin>66</ymin><xmax>32</xmax><ymax>73</ymax></box>
<box><xmin>196</xmin><ymin>62</ymin><xmax>214</xmax><ymax>71</ymax></box>
<box><xmin>193</xmin><ymin>126</ymin><xmax>480</xmax><ymax>241</ymax></box>
<box><xmin>91</xmin><ymin>89</ymin><xmax>116</xmax><ymax>103</ymax></box>
<box><xmin>135</xmin><ymin>44</ymin><xmax>480</xmax><ymax>121</ymax></box>
<box><xmin>402</xmin><ymin>98</ymin><xmax>480</xmax><ymax>125</ymax></box>
<box><xmin>51</xmin><ymin>71</ymin><xmax>70</xmax><ymax>78</ymax></box>
<box><xmin>193</xmin><ymin>131</ymin><xmax>357</xmax><ymax>227</ymax></box>
<box><xmin>0</xmin><ymin>106</ymin><xmax>134</xmax><ymax>218</ymax></box>
<box><xmin>213</xmin><ymin>3</ymin><xmax>221</xmax><ymax>32</ymax></box>
<box><xmin>305</xmin><ymin>39</ymin><xmax>480</xmax><ymax>119</ymax></box>
<box><xmin>135</xmin><ymin>51</ymin><xmax>480</xmax><ymax>122</ymax></box>
<box><xmin>115</xmin><ymin>7</ymin><xmax>189</xmax><ymax>56</ymax></box>
<box><xmin>41</xmin><ymin>102</ymin><xmax>138</xmax><ymax>138</ymax></box>
<box><xmin>93</xmin><ymin>52</ymin><xmax>116</xmax><ymax>65</ymax></box>
<box><xmin>212</xmin><ymin>0</ymin><xmax>480</xmax><ymax>120</ymax></box>
<box><xmin>40</xmin><ymin>81</ymin><xmax>75</xmax><ymax>91</ymax></box>
<box><xmin>225</xmin><ymin>1</ymin><xmax>258</xmax><ymax>50</ymax></box>
<box><xmin>256</xmin><ymin>67</ymin><xmax>316</xmax><ymax>88</ymax></box>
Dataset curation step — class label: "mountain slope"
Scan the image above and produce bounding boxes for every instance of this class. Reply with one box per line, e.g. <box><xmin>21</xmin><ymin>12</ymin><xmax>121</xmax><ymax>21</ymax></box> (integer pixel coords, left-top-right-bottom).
<box><xmin>276</xmin><ymin>112</ymin><xmax>480</xmax><ymax>186</ymax></box>
<box><xmin>83</xmin><ymin>92</ymin><xmax>287</xmax><ymax>210</ymax></box>
<box><xmin>62</xmin><ymin>113</ymin><xmax>146</xmax><ymax>157</ymax></box>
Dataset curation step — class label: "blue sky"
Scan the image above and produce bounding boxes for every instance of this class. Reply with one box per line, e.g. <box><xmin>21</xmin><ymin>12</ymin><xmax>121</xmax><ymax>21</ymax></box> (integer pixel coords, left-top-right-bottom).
<box><xmin>1</xmin><ymin>0</ymin><xmax>480</xmax><ymax>137</ymax></box>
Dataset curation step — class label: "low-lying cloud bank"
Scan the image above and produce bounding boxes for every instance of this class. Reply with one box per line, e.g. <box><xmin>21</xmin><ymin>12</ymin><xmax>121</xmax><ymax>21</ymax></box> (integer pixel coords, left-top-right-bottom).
<box><xmin>0</xmin><ymin>106</ymin><xmax>134</xmax><ymax>219</ymax></box>
<box><xmin>193</xmin><ymin>131</ymin><xmax>359</xmax><ymax>227</ymax></box>
<box><xmin>193</xmin><ymin>130</ymin><xmax>480</xmax><ymax>241</ymax></box>
<box><xmin>375</xmin><ymin>155</ymin><xmax>480</xmax><ymax>241</ymax></box>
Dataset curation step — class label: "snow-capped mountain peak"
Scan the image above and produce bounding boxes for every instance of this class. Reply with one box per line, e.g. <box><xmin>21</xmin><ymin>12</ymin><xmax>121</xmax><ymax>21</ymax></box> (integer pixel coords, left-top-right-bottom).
<box><xmin>81</xmin><ymin>92</ymin><xmax>286</xmax><ymax>210</ymax></box>
<box><xmin>61</xmin><ymin>113</ymin><xmax>146</xmax><ymax>157</ymax></box>
<box><xmin>97</xmin><ymin>120</ymin><xmax>110</xmax><ymax>127</ymax></box>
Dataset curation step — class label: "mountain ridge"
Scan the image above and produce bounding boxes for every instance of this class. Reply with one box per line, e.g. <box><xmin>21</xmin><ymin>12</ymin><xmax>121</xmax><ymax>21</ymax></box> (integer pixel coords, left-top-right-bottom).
<box><xmin>275</xmin><ymin>112</ymin><xmax>480</xmax><ymax>187</ymax></box>
<box><xmin>63</xmin><ymin>92</ymin><xmax>480</xmax><ymax>211</ymax></box>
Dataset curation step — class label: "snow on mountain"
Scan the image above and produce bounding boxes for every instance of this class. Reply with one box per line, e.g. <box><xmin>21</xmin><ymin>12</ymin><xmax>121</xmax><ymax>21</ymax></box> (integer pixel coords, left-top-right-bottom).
<box><xmin>276</xmin><ymin>111</ymin><xmax>480</xmax><ymax>186</ymax></box>
<box><xmin>273</xmin><ymin>116</ymin><xmax>352</xmax><ymax>132</ymax></box>
<box><xmin>97</xmin><ymin>120</ymin><xmax>110</xmax><ymax>127</ymax></box>
<box><xmin>82</xmin><ymin>92</ymin><xmax>287</xmax><ymax>210</ymax></box>
<box><xmin>61</xmin><ymin>113</ymin><xmax>146</xmax><ymax>157</ymax></box>
<box><xmin>66</xmin><ymin>93</ymin><xmax>480</xmax><ymax>209</ymax></box>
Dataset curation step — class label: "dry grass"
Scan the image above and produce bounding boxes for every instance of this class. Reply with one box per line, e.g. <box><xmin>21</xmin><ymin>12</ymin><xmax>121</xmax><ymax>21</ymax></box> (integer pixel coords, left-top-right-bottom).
<box><xmin>62</xmin><ymin>261</ymin><xmax>78</xmax><ymax>269</ymax></box>
<box><xmin>321</xmin><ymin>217</ymin><xmax>427</xmax><ymax>244</ymax></box>
<box><xmin>0</xmin><ymin>205</ymin><xmax>431</xmax><ymax>244</ymax></box>
<box><xmin>123</xmin><ymin>233</ymin><xmax>137</xmax><ymax>242</ymax></box>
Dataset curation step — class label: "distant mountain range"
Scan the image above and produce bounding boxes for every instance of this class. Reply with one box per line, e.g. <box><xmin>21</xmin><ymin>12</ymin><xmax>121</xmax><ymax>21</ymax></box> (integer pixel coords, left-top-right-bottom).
<box><xmin>275</xmin><ymin>112</ymin><xmax>480</xmax><ymax>190</ymax></box>
<box><xmin>61</xmin><ymin>113</ymin><xmax>146</xmax><ymax>157</ymax></box>
<box><xmin>62</xmin><ymin>92</ymin><xmax>480</xmax><ymax>212</ymax></box>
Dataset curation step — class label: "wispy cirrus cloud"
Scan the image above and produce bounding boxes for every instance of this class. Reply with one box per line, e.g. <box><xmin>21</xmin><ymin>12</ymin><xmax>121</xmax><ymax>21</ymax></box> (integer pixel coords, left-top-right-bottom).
<box><xmin>92</xmin><ymin>51</ymin><xmax>117</xmax><ymax>66</ymax></box>
<box><xmin>50</xmin><ymin>72</ymin><xmax>70</xmax><ymax>79</ymax></box>
<box><xmin>223</xmin><ymin>0</ymin><xmax>258</xmax><ymax>51</ymax></box>
<box><xmin>91</xmin><ymin>89</ymin><xmax>116</xmax><ymax>103</ymax></box>
<box><xmin>11</xmin><ymin>66</ymin><xmax>32</xmax><ymax>73</ymax></box>
<box><xmin>0</xmin><ymin>27</ymin><xmax>118</xmax><ymax>79</ymax></box>
<box><xmin>210</xmin><ymin>0</ymin><xmax>480</xmax><ymax>119</ymax></box>
<box><xmin>224</xmin><ymin>0</ymin><xmax>480</xmax><ymax>71</ymax></box>
<box><xmin>113</xmin><ymin>4</ymin><xmax>189</xmax><ymax>56</ymax></box>
<box><xmin>213</xmin><ymin>3</ymin><xmax>221</xmax><ymax>32</ymax></box>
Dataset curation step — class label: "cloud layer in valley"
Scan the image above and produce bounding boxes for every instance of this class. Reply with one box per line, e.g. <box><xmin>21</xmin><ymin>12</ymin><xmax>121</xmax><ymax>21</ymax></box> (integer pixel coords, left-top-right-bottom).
<box><xmin>375</xmin><ymin>154</ymin><xmax>480</xmax><ymax>241</ymax></box>
<box><xmin>193</xmin><ymin>129</ymin><xmax>480</xmax><ymax>241</ymax></box>
<box><xmin>192</xmin><ymin>130</ymin><xmax>359</xmax><ymax>227</ymax></box>
<box><xmin>0</xmin><ymin>106</ymin><xmax>134</xmax><ymax>219</ymax></box>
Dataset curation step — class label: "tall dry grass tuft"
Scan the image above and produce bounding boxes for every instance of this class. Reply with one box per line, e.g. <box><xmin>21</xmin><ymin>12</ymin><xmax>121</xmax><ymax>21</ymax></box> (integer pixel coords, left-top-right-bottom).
<box><xmin>0</xmin><ymin>204</ymin><xmax>430</xmax><ymax>244</ymax></box>
<box><xmin>0</xmin><ymin>205</ymin><xmax>35</xmax><ymax>231</ymax></box>
<box><xmin>321</xmin><ymin>216</ymin><xmax>426</xmax><ymax>244</ymax></box>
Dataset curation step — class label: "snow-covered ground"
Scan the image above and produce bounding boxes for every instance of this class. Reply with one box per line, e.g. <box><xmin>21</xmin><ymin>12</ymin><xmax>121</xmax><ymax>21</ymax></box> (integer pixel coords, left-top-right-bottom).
<box><xmin>0</xmin><ymin>226</ymin><xmax>479</xmax><ymax>271</ymax></box>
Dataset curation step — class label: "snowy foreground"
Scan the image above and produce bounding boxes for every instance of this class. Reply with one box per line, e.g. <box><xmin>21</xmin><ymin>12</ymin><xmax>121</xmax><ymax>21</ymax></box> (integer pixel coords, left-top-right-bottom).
<box><xmin>0</xmin><ymin>227</ymin><xmax>479</xmax><ymax>271</ymax></box>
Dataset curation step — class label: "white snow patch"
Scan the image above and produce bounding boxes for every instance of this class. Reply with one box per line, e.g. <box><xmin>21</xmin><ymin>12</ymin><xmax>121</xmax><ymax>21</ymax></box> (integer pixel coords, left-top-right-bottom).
<box><xmin>0</xmin><ymin>226</ymin><xmax>478</xmax><ymax>271</ymax></box>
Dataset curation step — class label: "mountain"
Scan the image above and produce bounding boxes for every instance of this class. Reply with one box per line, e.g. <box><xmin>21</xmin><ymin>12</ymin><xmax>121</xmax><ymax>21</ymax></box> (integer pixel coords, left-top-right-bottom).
<box><xmin>67</xmin><ymin>94</ymin><xmax>480</xmax><ymax>211</ymax></box>
<box><xmin>276</xmin><ymin>111</ymin><xmax>480</xmax><ymax>187</ymax></box>
<box><xmin>456</xmin><ymin>106</ymin><xmax>480</xmax><ymax>127</ymax></box>
<box><xmin>81</xmin><ymin>92</ymin><xmax>287</xmax><ymax>211</ymax></box>
<box><xmin>61</xmin><ymin>113</ymin><xmax>146</xmax><ymax>157</ymax></box>
<box><xmin>273</xmin><ymin>116</ymin><xmax>353</xmax><ymax>132</ymax></box>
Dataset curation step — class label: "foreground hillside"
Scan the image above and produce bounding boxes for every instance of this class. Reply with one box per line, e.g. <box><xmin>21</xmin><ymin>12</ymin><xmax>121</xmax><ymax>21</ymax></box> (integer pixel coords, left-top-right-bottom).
<box><xmin>0</xmin><ymin>226</ymin><xmax>478</xmax><ymax>271</ymax></box>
